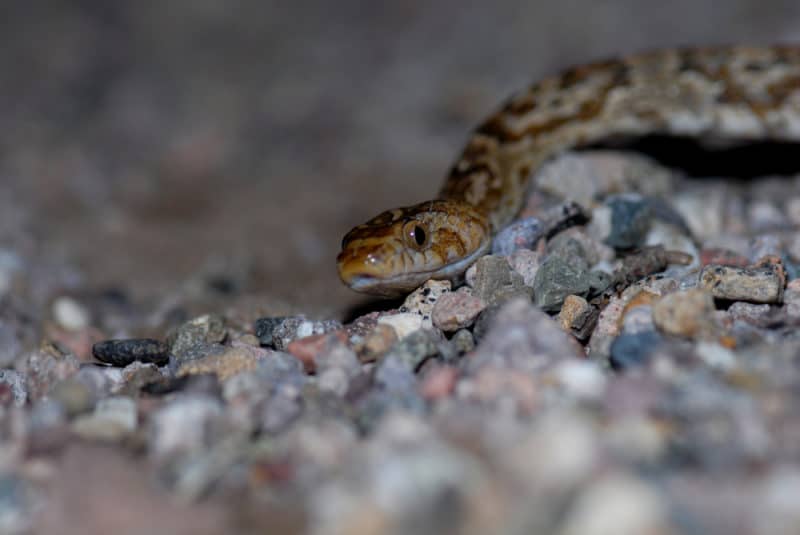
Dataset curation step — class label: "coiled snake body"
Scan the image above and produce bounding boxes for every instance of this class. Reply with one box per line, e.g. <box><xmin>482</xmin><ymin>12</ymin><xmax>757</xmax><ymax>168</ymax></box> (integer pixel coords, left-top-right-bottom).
<box><xmin>337</xmin><ymin>45</ymin><xmax>800</xmax><ymax>296</ymax></box>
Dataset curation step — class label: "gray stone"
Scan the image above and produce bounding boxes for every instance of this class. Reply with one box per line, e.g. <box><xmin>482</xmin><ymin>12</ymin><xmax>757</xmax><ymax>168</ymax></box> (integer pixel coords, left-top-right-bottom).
<box><xmin>471</xmin><ymin>255</ymin><xmax>533</xmax><ymax>307</ymax></box>
<box><xmin>0</xmin><ymin>370</ymin><xmax>26</xmax><ymax>407</ymax></box>
<box><xmin>533</xmin><ymin>255</ymin><xmax>592</xmax><ymax>312</ymax></box>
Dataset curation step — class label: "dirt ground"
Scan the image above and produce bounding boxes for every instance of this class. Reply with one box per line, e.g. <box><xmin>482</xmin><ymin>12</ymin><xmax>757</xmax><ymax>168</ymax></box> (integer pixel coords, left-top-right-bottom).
<box><xmin>3</xmin><ymin>1</ymin><xmax>800</xmax><ymax>320</ymax></box>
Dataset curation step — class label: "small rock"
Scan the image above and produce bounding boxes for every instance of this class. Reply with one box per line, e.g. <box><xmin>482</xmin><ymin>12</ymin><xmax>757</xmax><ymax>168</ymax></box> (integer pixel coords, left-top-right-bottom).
<box><xmin>0</xmin><ymin>370</ymin><xmax>26</xmax><ymax>407</ymax></box>
<box><xmin>271</xmin><ymin>316</ymin><xmax>343</xmax><ymax>351</ymax></box>
<box><xmin>700</xmin><ymin>248</ymin><xmax>749</xmax><ymax>268</ymax></box>
<box><xmin>379</xmin><ymin>329</ymin><xmax>448</xmax><ymax>373</ymax></box>
<box><xmin>451</xmin><ymin>329</ymin><xmax>475</xmax><ymax>354</ymax></box>
<box><xmin>286</xmin><ymin>330</ymin><xmax>349</xmax><ymax>373</ymax></box>
<box><xmin>470</xmin><ymin>255</ymin><xmax>533</xmax><ymax>307</ymax></box>
<box><xmin>313</xmin><ymin>333</ymin><xmax>360</xmax><ymax>377</ymax></box>
<box><xmin>419</xmin><ymin>365</ymin><xmax>458</xmax><ymax>400</ymax></box>
<box><xmin>784</xmin><ymin>279</ymin><xmax>800</xmax><ymax>318</ymax></box>
<box><xmin>491</xmin><ymin>217</ymin><xmax>545</xmax><ymax>256</ymax></box>
<box><xmin>260</xmin><ymin>384</ymin><xmax>303</xmax><ymax>434</ymax></box>
<box><xmin>727</xmin><ymin>302</ymin><xmax>772</xmax><ymax>325</ymax></box>
<box><xmin>168</xmin><ymin>314</ymin><xmax>227</xmax><ymax>361</ymax></box>
<box><xmin>431</xmin><ymin>288</ymin><xmax>485</xmax><ymax>332</ymax></box>
<box><xmin>317</xmin><ymin>367</ymin><xmax>350</xmax><ymax>397</ymax></box>
<box><xmin>177</xmin><ymin>342</ymin><xmax>274</xmax><ymax>380</ymax></box>
<box><xmin>71</xmin><ymin>395</ymin><xmax>137</xmax><ymax>441</ymax></box>
<box><xmin>50</xmin><ymin>378</ymin><xmax>94</xmax><ymax>416</ymax></box>
<box><xmin>467</xmin><ymin>298</ymin><xmax>583</xmax><ymax>374</ymax></box>
<box><xmin>400</xmin><ymin>280</ymin><xmax>451</xmax><ymax>326</ymax></box>
<box><xmin>652</xmin><ymin>289</ymin><xmax>717</xmax><ymax>338</ymax></box>
<box><xmin>699</xmin><ymin>263</ymin><xmax>785</xmax><ymax>304</ymax></box>
<box><xmin>605</xmin><ymin>195</ymin><xmax>652</xmax><ymax>249</ymax></box>
<box><xmin>92</xmin><ymin>338</ymin><xmax>169</xmax><ymax>367</ymax></box>
<box><xmin>149</xmin><ymin>395</ymin><xmax>225</xmax><ymax>458</ymax></box>
<box><xmin>51</xmin><ymin>296</ymin><xmax>90</xmax><ymax>331</ymax></box>
<box><xmin>378</xmin><ymin>313</ymin><xmax>424</xmax><ymax>339</ymax></box>
<box><xmin>533</xmin><ymin>255</ymin><xmax>592</xmax><ymax>312</ymax></box>
<box><xmin>354</xmin><ymin>323</ymin><xmax>398</xmax><ymax>363</ymax></box>
<box><xmin>508</xmin><ymin>248</ymin><xmax>544</xmax><ymax>287</ymax></box>
<box><xmin>253</xmin><ymin>316</ymin><xmax>288</xmax><ymax>348</ymax></box>
<box><xmin>551</xmin><ymin>360</ymin><xmax>607</xmax><ymax>401</ymax></box>
<box><xmin>560</xmin><ymin>473</ymin><xmax>668</xmax><ymax>535</ymax></box>
<box><xmin>558</xmin><ymin>295</ymin><xmax>596</xmax><ymax>341</ymax></box>
<box><xmin>609</xmin><ymin>331</ymin><xmax>664</xmax><ymax>370</ymax></box>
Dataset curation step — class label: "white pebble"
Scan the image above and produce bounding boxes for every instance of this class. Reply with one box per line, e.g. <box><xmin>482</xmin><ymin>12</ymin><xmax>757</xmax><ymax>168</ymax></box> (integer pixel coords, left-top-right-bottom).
<box><xmin>52</xmin><ymin>296</ymin><xmax>90</xmax><ymax>331</ymax></box>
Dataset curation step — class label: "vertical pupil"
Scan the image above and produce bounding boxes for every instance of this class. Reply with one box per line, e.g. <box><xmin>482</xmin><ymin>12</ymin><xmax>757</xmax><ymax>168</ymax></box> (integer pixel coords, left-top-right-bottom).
<box><xmin>413</xmin><ymin>226</ymin><xmax>426</xmax><ymax>246</ymax></box>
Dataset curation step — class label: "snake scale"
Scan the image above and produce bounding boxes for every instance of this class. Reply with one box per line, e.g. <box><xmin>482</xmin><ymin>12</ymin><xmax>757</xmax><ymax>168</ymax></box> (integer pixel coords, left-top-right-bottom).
<box><xmin>337</xmin><ymin>45</ymin><xmax>800</xmax><ymax>297</ymax></box>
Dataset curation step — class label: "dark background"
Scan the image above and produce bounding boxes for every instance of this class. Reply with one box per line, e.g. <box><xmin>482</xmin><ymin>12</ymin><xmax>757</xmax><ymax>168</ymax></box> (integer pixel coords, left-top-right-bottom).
<box><xmin>2</xmin><ymin>1</ymin><xmax>799</xmax><ymax>319</ymax></box>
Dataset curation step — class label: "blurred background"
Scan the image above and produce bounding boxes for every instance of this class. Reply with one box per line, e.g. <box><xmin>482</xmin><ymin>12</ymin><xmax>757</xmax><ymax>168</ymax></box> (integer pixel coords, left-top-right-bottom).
<box><xmin>2</xmin><ymin>0</ymin><xmax>800</xmax><ymax>320</ymax></box>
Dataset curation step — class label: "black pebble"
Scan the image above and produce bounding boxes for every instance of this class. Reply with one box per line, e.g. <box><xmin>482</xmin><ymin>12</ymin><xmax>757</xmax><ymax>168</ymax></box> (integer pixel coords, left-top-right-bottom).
<box><xmin>92</xmin><ymin>338</ymin><xmax>169</xmax><ymax>367</ymax></box>
<box><xmin>254</xmin><ymin>316</ymin><xmax>288</xmax><ymax>348</ymax></box>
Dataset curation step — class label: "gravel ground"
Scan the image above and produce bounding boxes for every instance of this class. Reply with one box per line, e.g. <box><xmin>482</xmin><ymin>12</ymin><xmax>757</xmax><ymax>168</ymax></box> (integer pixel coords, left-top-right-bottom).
<box><xmin>4</xmin><ymin>2</ymin><xmax>800</xmax><ymax>534</ymax></box>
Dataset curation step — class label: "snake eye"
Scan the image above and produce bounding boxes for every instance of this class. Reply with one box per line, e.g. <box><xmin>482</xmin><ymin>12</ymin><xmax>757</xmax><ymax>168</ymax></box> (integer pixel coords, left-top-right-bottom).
<box><xmin>403</xmin><ymin>221</ymin><xmax>429</xmax><ymax>250</ymax></box>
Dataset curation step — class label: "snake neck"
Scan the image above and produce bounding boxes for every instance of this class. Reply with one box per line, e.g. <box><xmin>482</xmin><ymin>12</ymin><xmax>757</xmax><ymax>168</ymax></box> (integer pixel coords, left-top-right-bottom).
<box><xmin>439</xmin><ymin>45</ymin><xmax>800</xmax><ymax>233</ymax></box>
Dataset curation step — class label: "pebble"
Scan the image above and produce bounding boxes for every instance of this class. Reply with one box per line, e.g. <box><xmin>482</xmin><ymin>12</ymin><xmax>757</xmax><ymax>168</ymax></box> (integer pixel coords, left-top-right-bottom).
<box><xmin>431</xmin><ymin>288</ymin><xmax>485</xmax><ymax>332</ymax></box>
<box><xmin>450</xmin><ymin>329</ymin><xmax>475</xmax><ymax>354</ymax></box>
<box><xmin>784</xmin><ymin>279</ymin><xmax>800</xmax><ymax>318</ymax></box>
<box><xmin>419</xmin><ymin>365</ymin><xmax>458</xmax><ymax>400</ymax></box>
<box><xmin>609</xmin><ymin>331</ymin><xmax>664</xmax><ymax>370</ymax></box>
<box><xmin>491</xmin><ymin>216</ymin><xmax>544</xmax><ymax>255</ymax></box>
<box><xmin>605</xmin><ymin>195</ymin><xmax>652</xmax><ymax>249</ymax></box>
<box><xmin>470</xmin><ymin>255</ymin><xmax>532</xmax><ymax>306</ymax></box>
<box><xmin>354</xmin><ymin>323</ymin><xmax>398</xmax><ymax>363</ymax></box>
<box><xmin>377</xmin><ymin>313</ymin><xmax>424</xmax><ymax>339</ymax></box>
<box><xmin>270</xmin><ymin>316</ymin><xmax>343</xmax><ymax>351</ymax></box>
<box><xmin>168</xmin><ymin>314</ymin><xmax>227</xmax><ymax>361</ymax></box>
<box><xmin>699</xmin><ymin>263</ymin><xmax>785</xmax><ymax>304</ymax></box>
<box><xmin>177</xmin><ymin>342</ymin><xmax>274</xmax><ymax>380</ymax></box>
<box><xmin>507</xmin><ymin>248</ymin><xmax>543</xmax><ymax>287</ymax></box>
<box><xmin>253</xmin><ymin>316</ymin><xmax>288</xmax><ymax>348</ymax></box>
<box><xmin>313</xmin><ymin>333</ymin><xmax>361</xmax><ymax>378</ymax></box>
<box><xmin>286</xmin><ymin>330</ymin><xmax>348</xmax><ymax>373</ymax></box>
<box><xmin>92</xmin><ymin>338</ymin><xmax>169</xmax><ymax>367</ymax></box>
<box><xmin>727</xmin><ymin>302</ymin><xmax>772</xmax><ymax>325</ymax></box>
<box><xmin>466</xmin><ymin>298</ymin><xmax>583</xmax><ymax>375</ymax></box>
<box><xmin>533</xmin><ymin>255</ymin><xmax>592</xmax><ymax>312</ymax></box>
<box><xmin>50</xmin><ymin>378</ymin><xmax>94</xmax><ymax>416</ymax></box>
<box><xmin>558</xmin><ymin>294</ymin><xmax>596</xmax><ymax>341</ymax></box>
<box><xmin>551</xmin><ymin>360</ymin><xmax>607</xmax><ymax>401</ymax></box>
<box><xmin>652</xmin><ymin>289</ymin><xmax>717</xmax><ymax>338</ymax></box>
<box><xmin>51</xmin><ymin>296</ymin><xmax>91</xmax><ymax>331</ymax></box>
<box><xmin>149</xmin><ymin>395</ymin><xmax>225</xmax><ymax>458</ymax></box>
<box><xmin>400</xmin><ymin>279</ymin><xmax>451</xmax><ymax>326</ymax></box>
<box><xmin>71</xmin><ymin>395</ymin><xmax>137</xmax><ymax>441</ymax></box>
<box><xmin>0</xmin><ymin>370</ymin><xmax>27</xmax><ymax>407</ymax></box>
<box><xmin>700</xmin><ymin>247</ymin><xmax>750</xmax><ymax>268</ymax></box>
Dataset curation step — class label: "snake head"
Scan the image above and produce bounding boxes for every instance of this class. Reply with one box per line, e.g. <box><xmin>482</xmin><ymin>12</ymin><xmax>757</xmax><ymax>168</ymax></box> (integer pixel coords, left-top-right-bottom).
<box><xmin>337</xmin><ymin>200</ymin><xmax>491</xmax><ymax>297</ymax></box>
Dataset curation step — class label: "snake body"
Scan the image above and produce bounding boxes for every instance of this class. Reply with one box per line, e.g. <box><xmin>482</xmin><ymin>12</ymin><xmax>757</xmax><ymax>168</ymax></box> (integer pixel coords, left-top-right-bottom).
<box><xmin>337</xmin><ymin>45</ymin><xmax>800</xmax><ymax>296</ymax></box>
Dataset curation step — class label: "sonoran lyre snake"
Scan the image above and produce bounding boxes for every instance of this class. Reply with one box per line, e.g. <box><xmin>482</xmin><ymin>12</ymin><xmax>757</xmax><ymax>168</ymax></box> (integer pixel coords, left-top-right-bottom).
<box><xmin>337</xmin><ymin>45</ymin><xmax>800</xmax><ymax>297</ymax></box>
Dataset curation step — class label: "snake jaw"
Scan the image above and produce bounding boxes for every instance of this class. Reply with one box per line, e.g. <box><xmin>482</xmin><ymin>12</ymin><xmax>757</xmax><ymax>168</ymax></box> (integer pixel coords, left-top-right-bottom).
<box><xmin>337</xmin><ymin>200</ymin><xmax>490</xmax><ymax>297</ymax></box>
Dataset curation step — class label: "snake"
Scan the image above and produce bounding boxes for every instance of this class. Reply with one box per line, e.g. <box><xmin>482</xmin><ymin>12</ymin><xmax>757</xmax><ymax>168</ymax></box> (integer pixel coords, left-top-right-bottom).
<box><xmin>337</xmin><ymin>45</ymin><xmax>800</xmax><ymax>297</ymax></box>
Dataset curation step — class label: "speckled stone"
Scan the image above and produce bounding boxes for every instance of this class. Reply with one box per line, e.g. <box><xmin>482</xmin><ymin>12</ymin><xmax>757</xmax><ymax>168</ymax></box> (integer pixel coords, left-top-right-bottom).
<box><xmin>401</xmin><ymin>279</ymin><xmax>451</xmax><ymax>326</ymax></box>
<box><xmin>652</xmin><ymin>289</ymin><xmax>717</xmax><ymax>338</ymax></box>
<box><xmin>699</xmin><ymin>263</ymin><xmax>785</xmax><ymax>304</ymax></box>
<box><xmin>253</xmin><ymin>316</ymin><xmax>289</xmax><ymax>348</ymax></box>
<box><xmin>431</xmin><ymin>288</ymin><xmax>485</xmax><ymax>332</ymax></box>
<box><xmin>0</xmin><ymin>370</ymin><xmax>27</xmax><ymax>407</ymax></box>
<box><xmin>508</xmin><ymin>248</ymin><xmax>544</xmax><ymax>287</ymax></box>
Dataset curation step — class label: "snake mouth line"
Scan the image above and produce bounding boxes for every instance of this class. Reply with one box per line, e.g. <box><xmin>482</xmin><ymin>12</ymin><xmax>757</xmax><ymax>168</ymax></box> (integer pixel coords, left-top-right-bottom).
<box><xmin>344</xmin><ymin>240</ymin><xmax>491</xmax><ymax>296</ymax></box>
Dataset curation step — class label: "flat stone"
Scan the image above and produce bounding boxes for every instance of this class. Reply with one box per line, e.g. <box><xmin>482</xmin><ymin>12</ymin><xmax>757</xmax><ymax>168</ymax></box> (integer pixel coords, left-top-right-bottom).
<box><xmin>652</xmin><ymin>289</ymin><xmax>717</xmax><ymax>338</ymax></box>
<box><xmin>431</xmin><ymin>288</ymin><xmax>485</xmax><ymax>332</ymax></box>
<box><xmin>699</xmin><ymin>263</ymin><xmax>785</xmax><ymax>304</ymax></box>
